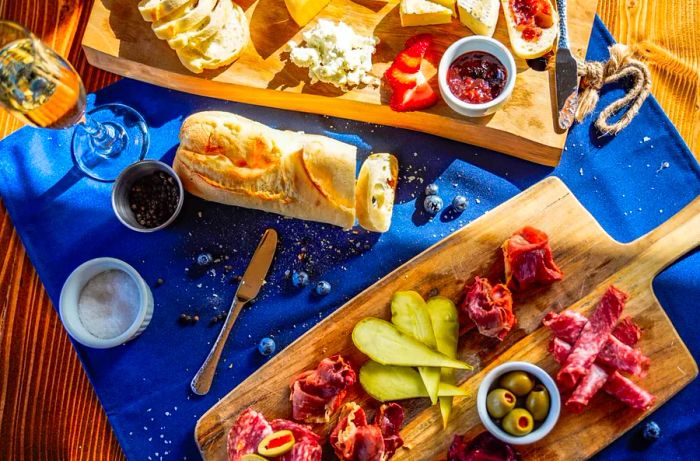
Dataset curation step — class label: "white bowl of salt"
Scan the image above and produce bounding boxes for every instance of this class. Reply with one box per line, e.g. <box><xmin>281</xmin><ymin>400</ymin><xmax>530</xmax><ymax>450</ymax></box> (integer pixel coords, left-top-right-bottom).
<box><xmin>60</xmin><ymin>257</ymin><xmax>153</xmax><ymax>348</ymax></box>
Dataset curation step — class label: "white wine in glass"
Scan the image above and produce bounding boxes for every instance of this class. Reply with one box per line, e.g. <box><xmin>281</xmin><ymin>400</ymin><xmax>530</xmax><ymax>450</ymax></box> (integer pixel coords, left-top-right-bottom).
<box><xmin>0</xmin><ymin>20</ymin><xmax>149</xmax><ymax>181</ymax></box>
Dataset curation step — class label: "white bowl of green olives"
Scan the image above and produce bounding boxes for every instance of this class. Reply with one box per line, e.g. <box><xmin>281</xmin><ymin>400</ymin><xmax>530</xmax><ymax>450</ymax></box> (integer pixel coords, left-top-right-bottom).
<box><xmin>477</xmin><ymin>361</ymin><xmax>560</xmax><ymax>445</ymax></box>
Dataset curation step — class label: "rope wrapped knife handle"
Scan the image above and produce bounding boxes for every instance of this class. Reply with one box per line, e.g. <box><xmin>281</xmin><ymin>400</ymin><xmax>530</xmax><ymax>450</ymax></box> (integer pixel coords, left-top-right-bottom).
<box><xmin>575</xmin><ymin>44</ymin><xmax>652</xmax><ymax>135</ymax></box>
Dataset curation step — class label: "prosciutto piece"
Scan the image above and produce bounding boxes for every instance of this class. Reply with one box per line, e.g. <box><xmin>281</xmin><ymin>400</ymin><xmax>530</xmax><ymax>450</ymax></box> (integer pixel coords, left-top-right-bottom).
<box><xmin>290</xmin><ymin>354</ymin><xmax>356</xmax><ymax>423</ymax></box>
<box><xmin>502</xmin><ymin>226</ymin><xmax>563</xmax><ymax>291</ymax></box>
<box><xmin>227</xmin><ymin>408</ymin><xmax>273</xmax><ymax>461</ymax></box>
<box><xmin>330</xmin><ymin>402</ymin><xmax>405</xmax><ymax>461</ymax></box>
<box><xmin>549</xmin><ymin>337</ymin><xmax>655</xmax><ymax>411</ymax></box>
<box><xmin>447</xmin><ymin>431</ymin><xmax>521</xmax><ymax>461</ymax></box>
<box><xmin>374</xmin><ymin>403</ymin><xmax>405</xmax><ymax>458</ymax></box>
<box><xmin>543</xmin><ymin>311</ymin><xmax>649</xmax><ymax>377</ymax></box>
<box><xmin>556</xmin><ymin>286</ymin><xmax>628</xmax><ymax>390</ymax></box>
<box><xmin>460</xmin><ymin>276</ymin><xmax>515</xmax><ymax>340</ymax></box>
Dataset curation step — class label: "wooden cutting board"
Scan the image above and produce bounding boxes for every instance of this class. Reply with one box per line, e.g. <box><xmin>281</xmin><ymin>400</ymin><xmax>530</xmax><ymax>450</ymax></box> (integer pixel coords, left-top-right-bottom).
<box><xmin>82</xmin><ymin>0</ymin><xmax>598</xmax><ymax>166</ymax></box>
<box><xmin>195</xmin><ymin>177</ymin><xmax>700</xmax><ymax>460</ymax></box>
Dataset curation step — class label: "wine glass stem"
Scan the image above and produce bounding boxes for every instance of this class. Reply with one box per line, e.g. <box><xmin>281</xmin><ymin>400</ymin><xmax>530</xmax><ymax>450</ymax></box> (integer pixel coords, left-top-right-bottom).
<box><xmin>79</xmin><ymin>113</ymin><xmax>125</xmax><ymax>159</ymax></box>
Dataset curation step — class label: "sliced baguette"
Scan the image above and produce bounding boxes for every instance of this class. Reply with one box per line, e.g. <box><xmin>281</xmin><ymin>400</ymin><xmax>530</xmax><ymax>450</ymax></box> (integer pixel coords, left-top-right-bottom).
<box><xmin>356</xmin><ymin>153</ymin><xmax>398</xmax><ymax>233</ymax></box>
<box><xmin>167</xmin><ymin>0</ymin><xmax>225</xmax><ymax>49</ymax></box>
<box><xmin>500</xmin><ymin>0</ymin><xmax>559</xmax><ymax>59</ymax></box>
<box><xmin>152</xmin><ymin>0</ymin><xmax>217</xmax><ymax>40</ymax></box>
<box><xmin>138</xmin><ymin>0</ymin><xmax>193</xmax><ymax>22</ymax></box>
<box><xmin>176</xmin><ymin>0</ymin><xmax>248</xmax><ymax>73</ymax></box>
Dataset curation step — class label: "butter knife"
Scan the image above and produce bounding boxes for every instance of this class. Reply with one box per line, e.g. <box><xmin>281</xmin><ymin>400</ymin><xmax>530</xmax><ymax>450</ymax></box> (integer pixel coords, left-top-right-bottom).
<box><xmin>555</xmin><ymin>0</ymin><xmax>579</xmax><ymax>130</ymax></box>
<box><xmin>191</xmin><ymin>228</ymin><xmax>278</xmax><ymax>395</ymax></box>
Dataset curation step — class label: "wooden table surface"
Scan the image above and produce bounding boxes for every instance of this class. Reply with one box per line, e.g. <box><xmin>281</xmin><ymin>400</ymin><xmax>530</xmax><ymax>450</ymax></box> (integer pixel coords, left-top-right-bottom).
<box><xmin>0</xmin><ymin>1</ymin><xmax>697</xmax><ymax>459</ymax></box>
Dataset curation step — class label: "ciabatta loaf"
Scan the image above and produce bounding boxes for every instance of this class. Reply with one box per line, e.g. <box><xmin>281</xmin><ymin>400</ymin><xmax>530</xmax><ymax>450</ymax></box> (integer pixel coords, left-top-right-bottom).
<box><xmin>173</xmin><ymin>111</ymin><xmax>357</xmax><ymax>228</ymax></box>
<box><xmin>138</xmin><ymin>0</ymin><xmax>193</xmax><ymax>22</ymax></box>
<box><xmin>356</xmin><ymin>154</ymin><xmax>398</xmax><ymax>233</ymax></box>
<box><xmin>500</xmin><ymin>0</ymin><xmax>559</xmax><ymax>59</ymax></box>
<box><xmin>152</xmin><ymin>0</ymin><xmax>217</xmax><ymax>40</ymax></box>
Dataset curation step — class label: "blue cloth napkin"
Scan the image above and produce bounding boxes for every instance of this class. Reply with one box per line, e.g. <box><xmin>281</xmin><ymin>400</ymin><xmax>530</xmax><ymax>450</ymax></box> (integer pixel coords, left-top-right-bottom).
<box><xmin>0</xmin><ymin>16</ymin><xmax>698</xmax><ymax>461</ymax></box>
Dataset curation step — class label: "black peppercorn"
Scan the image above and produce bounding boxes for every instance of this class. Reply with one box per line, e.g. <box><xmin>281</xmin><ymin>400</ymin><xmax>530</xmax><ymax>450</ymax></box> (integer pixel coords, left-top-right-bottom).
<box><xmin>128</xmin><ymin>171</ymin><xmax>180</xmax><ymax>228</ymax></box>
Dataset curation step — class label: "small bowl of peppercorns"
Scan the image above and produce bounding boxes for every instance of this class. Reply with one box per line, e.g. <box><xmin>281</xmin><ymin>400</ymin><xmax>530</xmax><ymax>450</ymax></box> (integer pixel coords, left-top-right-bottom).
<box><xmin>112</xmin><ymin>160</ymin><xmax>184</xmax><ymax>232</ymax></box>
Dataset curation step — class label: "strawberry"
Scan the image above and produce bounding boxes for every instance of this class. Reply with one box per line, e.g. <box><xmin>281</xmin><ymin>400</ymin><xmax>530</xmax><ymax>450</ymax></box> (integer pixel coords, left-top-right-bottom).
<box><xmin>385</xmin><ymin>63</ymin><xmax>418</xmax><ymax>89</ymax></box>
<box><xmin>392</xmin><ymin>50</ymin><xmax>423</xmax><ymax>73</ymax></box>
<box><xmin>404</xmin><ymin>33</ymin><xmax>433</xmax><ymax>54</ymax></box>
<box><xmin>389</xmin><ymin>72</ymin><xmax>438</xmax><ymax>112</ymax></box>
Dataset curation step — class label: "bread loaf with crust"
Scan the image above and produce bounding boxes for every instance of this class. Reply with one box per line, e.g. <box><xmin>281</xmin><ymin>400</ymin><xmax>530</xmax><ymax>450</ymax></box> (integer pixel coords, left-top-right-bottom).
<box><xmin>173</xmin><ymin>111</ymin><xmax>357</xmax><ymax>228</ymax></box>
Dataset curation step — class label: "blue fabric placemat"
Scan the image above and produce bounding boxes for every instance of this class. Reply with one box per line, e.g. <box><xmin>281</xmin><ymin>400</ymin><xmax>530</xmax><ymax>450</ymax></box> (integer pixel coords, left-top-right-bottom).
<box><xmin>0</xmin><ymin>16</ymin><xmax>698</xmax><ymax>461</ymax></box>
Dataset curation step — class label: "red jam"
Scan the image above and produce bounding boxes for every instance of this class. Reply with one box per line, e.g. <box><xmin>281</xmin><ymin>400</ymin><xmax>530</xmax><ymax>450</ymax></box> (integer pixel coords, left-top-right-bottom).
<box><xmin>510</xmin><ymin>0</ymin><xmax>553</xmax><ymax>41</ymax></box>
<box><xmin>446</xmin><ymin>51</ymin><xmax>507</xmax><ymax>104</ymax></box>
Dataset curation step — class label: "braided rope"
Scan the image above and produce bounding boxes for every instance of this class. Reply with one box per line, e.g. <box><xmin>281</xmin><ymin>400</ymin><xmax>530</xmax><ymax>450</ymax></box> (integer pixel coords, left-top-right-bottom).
<box><xmin>575</xmin><ymin>44</ymin><xmax>652</xmax><ymax>135</ymax></box>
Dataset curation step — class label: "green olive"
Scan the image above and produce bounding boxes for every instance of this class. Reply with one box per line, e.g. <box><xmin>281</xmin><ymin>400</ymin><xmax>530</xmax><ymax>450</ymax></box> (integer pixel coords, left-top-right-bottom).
<box><xmin>501</xmin><ymin>408</ymin><xmax>534</xmax><ymax>436</ymax></box>
<box><xmin>499</xmin><ymin>371</ymin><xmax>535</xmax><ymax>396</ymax></box>
<box><xmin>526</xmin><ymin>384</ymin><xmax>550</xmax><ymax>421</ymax></box>
<box><xmin>486</xmin><ymin>388</ymin><xmax>517</xmax><ymax>419</ymax></box>
<box><xmin>258</xmin><ymin>430</ymin><xmax>295</xmax><ymax>457</ymax></box>
<box><xmin>241</xmin><ymin>455</ymin><xmax>268</xmax><ymax>461</ymax></box>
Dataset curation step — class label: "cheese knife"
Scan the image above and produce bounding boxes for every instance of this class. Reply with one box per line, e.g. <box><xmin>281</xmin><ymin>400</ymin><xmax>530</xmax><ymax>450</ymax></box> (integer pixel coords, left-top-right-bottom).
<box><xmin>554</xmin><ymin>0</ymin><xmax>579</xmax><ymax>130</ymax></box>
<box><xmin>191</xmin><ymin>228</ymin><xmax>278</xmax><ymax>395</ymax></box>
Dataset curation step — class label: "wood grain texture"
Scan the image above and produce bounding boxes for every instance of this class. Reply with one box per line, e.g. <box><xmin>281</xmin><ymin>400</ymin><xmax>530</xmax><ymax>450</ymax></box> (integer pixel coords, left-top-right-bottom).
<box><xmin>0</xmin><ymin>1</ymin><xmax>697</xmax><ymax>460</ymax></box>
<box><xmin>81</xmin><ymin>0</ymin><xmax>599</xmax><ymax>166</ymax></box>
<box><xmin>195</xmin><ymin>177</ymin><xmax>699</xmax><ymax>461</ymax></box>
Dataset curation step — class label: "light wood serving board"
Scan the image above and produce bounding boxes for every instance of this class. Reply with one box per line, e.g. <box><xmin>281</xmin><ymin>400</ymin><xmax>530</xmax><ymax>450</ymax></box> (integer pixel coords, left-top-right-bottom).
<box><xmin>195</xmin><ymin>177</ymin><xmax>700</xmax><ymax>460</ymax></box>
<box><xmin>82</xmin><ymin>0</ymin><xmax>598</xmax><ymax>166</ymax></box>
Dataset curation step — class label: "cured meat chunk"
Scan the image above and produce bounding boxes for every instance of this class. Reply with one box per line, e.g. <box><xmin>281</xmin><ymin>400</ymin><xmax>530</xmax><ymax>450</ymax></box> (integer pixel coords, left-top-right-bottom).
<box><xmin>447</xmin><ymin>431</ymin><xmax>521</xmax><ymax>461</ymax></box>
<box><xmin>612</xmin><ymin>316</ymin><xmax>642</xmax><ymax>346</ymax></box>
<box><xmin>549</xmin><ymin>337</ymin><xmax>655</xmax><ymax>411</ymax></box>
<box><xmin>226</xmin><ymin>408</ymin><xmax>273</xmax><ymax>461</ymax></box>
<box><xmin>460</xmin><ymin>277</ymin><xmax>515</xmax><ymax>340</ymax></box>
<box><xmin>566</xmin><ymin>363</ymin><xmax>609</xmax><ymax>413</ymax></box>
<box><xmin>375</xmin><ymin>403</ymin><xmax>405</xmax><ymax>458</ymax></box>
<box><xmin>502</xmin><ymin>226</ymin><xmax>563</xmax><ymax>291</ymax></box>
<box><xmin>290</xmin><ymin>354</ymin><xmax>356</xmax><ymax>423</ymax></box>
<box><xmin>556</xmin><ymin>286</ymin><xmax>628</xmax><ymax>390</ymax></box>
<box><xmin>331</xmin><ymin>403</ymin><xmax>385</xmax><ymax>461</ymax></box>
<box><xmin>543</xmin><ymin>311</ymin><xmax>649</xmax><ymax>377</ymax></box>
<box><xmin>604</xmin><ymin>371</ymin><xmax>656</xmax><ymax>411</ymax></box>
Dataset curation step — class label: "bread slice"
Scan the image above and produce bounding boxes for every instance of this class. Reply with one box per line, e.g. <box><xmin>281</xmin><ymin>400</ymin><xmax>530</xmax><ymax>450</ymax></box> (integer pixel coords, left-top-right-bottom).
<box><xmin>355</xmin><ymin>153</ymin><xmax>398</xmax><ymax>233</ymax></box>
<box><xmin>167</xmin><ymin>0</ymin><xmax>225</xmax><ymax>49</ymax></box>
<box><xmin>152</xmin><ymin>0</ymin><xmax>217</xmax><ymax>40</ymax></box>
<box><xmin>500</xmin><ymin>0</ymin><xmax>559</xmax><ymax>59</ymax></box>
<box><xmin>457</xmin><ymin>0</ymin><xmax>499</xmax><ymax>36</ymax></box>
<box><xmin>138</xmin><ymin>0</ymin><xmax>193</xmax><ymax>22</ymax></box>
<box><xmin>176</xmin><ymin>0</ymin><xmax>248</xmax><ymax>73</ymax></box>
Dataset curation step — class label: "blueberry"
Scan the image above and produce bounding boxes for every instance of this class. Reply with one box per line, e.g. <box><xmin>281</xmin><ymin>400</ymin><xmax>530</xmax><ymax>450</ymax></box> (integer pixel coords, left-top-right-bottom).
<box><xmin>424</xmin><ymin>195</ymin><xmax>443</xmax><ymax>214</ymax></box>
<box><xmin>425</xmin><ymin>183</ymin><xmax>439</xmax><ymax>196</ymax></box>
<box><xmin>452</xmin><ymin>195</ymin><xmax>468</xmax><ymax>212</ymax></box>
<box><xmin>258</xmin><ymin>337</ymin><xmax>276</xmax><ymax>356</ymax></box>
<box><xmin>642</xmin><ymin>421</ymin><xmax>660</xmax><ymax>441</ymax></box>
<box><xmin>292</xmin><ymin>271</ymin><xmax>309</xmax><ymax>287</ymax></box>
<box><xmin>197</xmin><ymin>253</ymin><xmax>213</xmax><ymax>266</ymax></box>
<box><xmin>315</xmin><ymin>280</ymin><xmax>331</xmax><ymax>295</ymax></box>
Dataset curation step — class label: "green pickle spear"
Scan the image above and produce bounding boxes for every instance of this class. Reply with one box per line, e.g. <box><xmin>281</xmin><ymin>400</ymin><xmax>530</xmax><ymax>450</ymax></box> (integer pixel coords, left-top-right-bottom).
<box><xmin>427</xmin><ymin>296</ymin><xmax>460</xmax><ymax>428</ymax></box>
<box><xmin>352</xmin><ymin>318</ymin><xmax>471</xmax><ymax>369</ymax></box>
<box><xmin>359</xmin><ymin>361</ymin><xmax>468</xmax><ymax>401</ymax></box>
<box><xmin>391</xmin><ymin>291</ymin><xmax>441</xmax><ymax>404</ymax></box>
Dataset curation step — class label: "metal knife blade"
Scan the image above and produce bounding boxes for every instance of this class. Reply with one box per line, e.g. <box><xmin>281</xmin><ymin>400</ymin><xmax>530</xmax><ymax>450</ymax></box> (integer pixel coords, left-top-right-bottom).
<box><xmin>554</xmin><ymin>0</ymin><xmax>579</xmax><ymax>130</ymax></box>
<box><xmin>555</xmin><ymin>48</ymin><xmax>579</xmax><ymax>130</ymax></box>
<box><xmin>235</xmin><ymin>228</ymin><xmax>278</xmax><ymax>302</ymax></box>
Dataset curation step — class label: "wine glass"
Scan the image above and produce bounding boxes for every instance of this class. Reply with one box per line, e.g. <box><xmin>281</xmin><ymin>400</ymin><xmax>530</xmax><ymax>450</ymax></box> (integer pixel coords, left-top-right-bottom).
<box><xmin>0</xmin><ymin>20</ymin><xmax>149</xmax><ymax>182</ymax></box>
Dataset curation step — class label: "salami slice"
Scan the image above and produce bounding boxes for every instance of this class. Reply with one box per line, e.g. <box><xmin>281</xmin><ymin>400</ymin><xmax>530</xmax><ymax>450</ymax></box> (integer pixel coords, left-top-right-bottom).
<box><xmin>556</xmin><ymin>286</ymin><xmax>628</xmax><ymax>390</ymax></box>
<box><xmin>226</xmin><ymin>408</ymin><xmax>273</xmax><ymax>461</ymax></box>
<box><xmin>611</xmin><ymin>316</ymin><xmax>642</xmax><ymax>346</ymax></box>
<box><xmin>270</xmin><ymin>419</ymin><xmax>321</xmax><ymax>444</ymax></box>
<box><xmin>277</xmin><ymin>439</ymin><xmax>323</xmax><ymax>461</ymax></box>
<box><xmin>566</xmin><ymin>364</ymin><xmax>609</xmax><ymax>413</ymax></box>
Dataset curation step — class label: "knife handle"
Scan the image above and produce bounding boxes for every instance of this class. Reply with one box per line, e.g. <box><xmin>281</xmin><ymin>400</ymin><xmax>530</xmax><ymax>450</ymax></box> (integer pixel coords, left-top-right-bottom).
<box><xmin>556</xmin><ymin>0</ymin><xmax>569</xmax><ymax>49</ymax></box>
<box><xmin>191</xmin><ymin>297</ymin><xmax>247</xmax><ymax>395</ymax></box>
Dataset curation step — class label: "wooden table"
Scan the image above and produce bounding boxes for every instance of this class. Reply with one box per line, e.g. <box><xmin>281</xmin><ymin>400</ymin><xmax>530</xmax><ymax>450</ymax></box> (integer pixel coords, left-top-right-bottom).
<box><xmin>0</xmin><ymin>1</ymin><xmax>697</xmax><ymax>459</ymax></box>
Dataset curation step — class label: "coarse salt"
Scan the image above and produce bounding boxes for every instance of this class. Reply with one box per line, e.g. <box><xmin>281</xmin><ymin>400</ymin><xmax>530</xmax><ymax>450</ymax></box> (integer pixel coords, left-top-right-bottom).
<box><xmin>77</xmin><ymin>270</ymin><xmax>139</xmax><ymax>339</ymax></box>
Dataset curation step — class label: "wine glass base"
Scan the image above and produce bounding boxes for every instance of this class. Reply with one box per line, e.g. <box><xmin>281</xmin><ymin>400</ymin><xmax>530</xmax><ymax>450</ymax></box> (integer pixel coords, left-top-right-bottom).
<box><xmin>72</xmin><ymin>103</ymin><xmax>149</xmax><ymax>182</ymax></box>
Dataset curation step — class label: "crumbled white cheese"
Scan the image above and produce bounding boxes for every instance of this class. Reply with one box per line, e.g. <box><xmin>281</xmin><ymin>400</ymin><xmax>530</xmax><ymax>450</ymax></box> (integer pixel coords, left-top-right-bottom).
<box><xmin>288</xmin><ymin>20</ymin><xmax>379</xmax><ymax>90</ymax></box>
